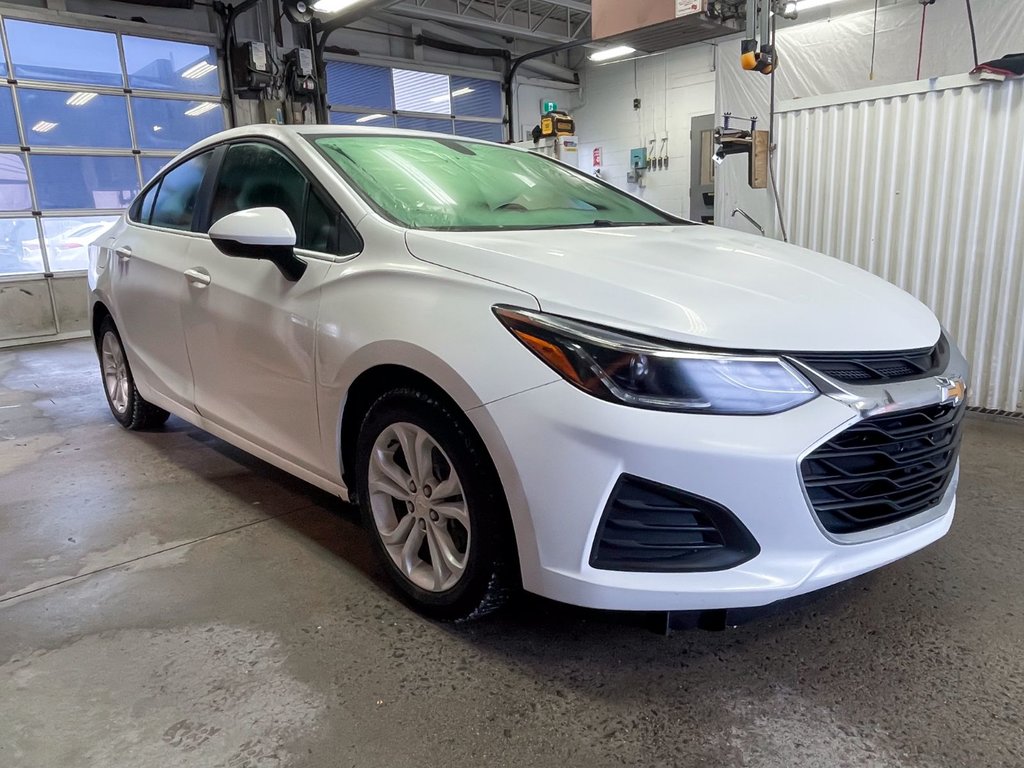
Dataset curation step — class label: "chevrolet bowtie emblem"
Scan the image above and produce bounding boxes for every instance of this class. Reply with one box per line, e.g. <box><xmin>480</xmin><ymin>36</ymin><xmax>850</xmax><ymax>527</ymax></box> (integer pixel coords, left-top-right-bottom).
<box><xmin>936</xmin><ymin>376</ymin><xmax>967</xmax><ymax>407</ymax></box>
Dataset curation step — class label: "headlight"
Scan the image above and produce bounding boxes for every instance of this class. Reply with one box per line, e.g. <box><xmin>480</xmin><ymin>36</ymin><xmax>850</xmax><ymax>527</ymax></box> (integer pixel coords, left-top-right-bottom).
<box><xmin>494</xmin><ymin>306</ymin><xmax>818</xmax><ymax>415</ymax></box>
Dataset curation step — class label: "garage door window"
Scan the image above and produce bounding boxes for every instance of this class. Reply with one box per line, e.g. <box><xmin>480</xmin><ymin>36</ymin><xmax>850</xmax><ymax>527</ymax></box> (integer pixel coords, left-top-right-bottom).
<box><xmin>0</xmin><ymin>17</ymin><xmax>225</xmax><ymax>277</ymax></box>
<box><xmin>325</xmin><ymin>60</ymin><xmax>503</xmax><ymax>144</ymax></box>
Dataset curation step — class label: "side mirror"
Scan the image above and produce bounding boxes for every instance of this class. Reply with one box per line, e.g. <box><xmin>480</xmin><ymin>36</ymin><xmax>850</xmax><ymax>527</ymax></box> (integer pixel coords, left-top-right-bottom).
<box><xmin>209</xmin><ymin>207</ymin><xmax>306</xmax><ymax>281</ymax></box>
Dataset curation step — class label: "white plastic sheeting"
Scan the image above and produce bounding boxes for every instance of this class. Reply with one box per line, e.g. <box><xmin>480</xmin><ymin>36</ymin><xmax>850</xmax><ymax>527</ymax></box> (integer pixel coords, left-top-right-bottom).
<box><xmin>775</xmin><ymin>0</ymin><xmax>1024</xmax><ymax>100</ymax></box>
<box><xmin>777</xmin><ymin>75</ymin><xmax>1024</xmax><ymax>412</ymax></box>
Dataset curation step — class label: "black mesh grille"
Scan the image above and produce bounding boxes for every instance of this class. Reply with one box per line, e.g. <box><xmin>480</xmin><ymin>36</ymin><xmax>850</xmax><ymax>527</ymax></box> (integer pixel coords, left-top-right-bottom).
<box><xmin>590</xmin><ymin>475</ymin><xmax>759</xmax><ymax>572</ymax></box>
<box><xmin>801</xmin><ymin>404</ymin><xmax>965</xmax><ymax>535</ymax></box>
<box><xmin>791</xmin><ymin>336</ymin><xmax>948</xmax><ymax>383</ymax></box>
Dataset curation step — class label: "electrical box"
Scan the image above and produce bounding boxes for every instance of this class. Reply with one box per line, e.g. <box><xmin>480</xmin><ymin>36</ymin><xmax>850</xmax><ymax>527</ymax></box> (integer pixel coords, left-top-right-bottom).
<box><xmin>295</xmin><ymin>48</ymin><xmax>314</xmax><ymax>77</ymax></box>
<box><xmin>630</xmin><ymin>147</ymin><xmax>648</xmax><ymax>169</ymax></box>
<box><xmin>285</xmin><ymin>48</ymin><xmax>317</xmax><ymax>100</ymax></box>
<box><xmin>231</xmin><ymin>40</ymin><xmax>271</xmax><ymax>98</ymax></box>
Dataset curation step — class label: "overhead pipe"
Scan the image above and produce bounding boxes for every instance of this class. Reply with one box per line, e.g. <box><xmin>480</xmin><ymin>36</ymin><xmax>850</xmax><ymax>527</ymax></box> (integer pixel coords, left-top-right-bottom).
<box><xmin>503</xmin><ymin>38</ymin><xmax>587</xmax><ymax>143</ymax></box>
<box><xmin>214</xmin><ymin>0</ymin><xmax>262</xmax><ymax>127</ymax></box>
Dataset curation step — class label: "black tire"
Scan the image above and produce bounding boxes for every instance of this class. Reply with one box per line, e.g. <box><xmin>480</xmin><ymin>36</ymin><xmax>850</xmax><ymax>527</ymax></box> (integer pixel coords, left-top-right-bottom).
<box><xmin>96</xmin><ymin>316</ymin><xmax>170</xmax><ymax>431</ymax></box>
<box><xmin>355</xmin><ymin>387</ymin><xmax>515</xmax><ymax>621</ymax></box>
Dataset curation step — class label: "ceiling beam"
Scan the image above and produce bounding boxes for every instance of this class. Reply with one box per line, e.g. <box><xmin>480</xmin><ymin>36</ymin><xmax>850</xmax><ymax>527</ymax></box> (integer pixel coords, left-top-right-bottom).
<box><xmin>537</xmin><ymin>0</ymin><xmax>591</xmax><ymax>12</ymax></box>
<box><xmin>371</xmin><ymin>11</ymin><xmax>579</xmax><ymax>82</ymax></box>
<box><xmin>385</xmin><ymin>2</ymin><xmax>575</xmax><ymax>44</ymax></box>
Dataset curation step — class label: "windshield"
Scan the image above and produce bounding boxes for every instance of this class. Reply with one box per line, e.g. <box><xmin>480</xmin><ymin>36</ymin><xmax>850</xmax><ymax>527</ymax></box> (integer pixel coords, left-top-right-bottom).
<box><xmin>312</xmin><ymin>135</ymin><xmax>680</xmax><ymax>231</ymax></box>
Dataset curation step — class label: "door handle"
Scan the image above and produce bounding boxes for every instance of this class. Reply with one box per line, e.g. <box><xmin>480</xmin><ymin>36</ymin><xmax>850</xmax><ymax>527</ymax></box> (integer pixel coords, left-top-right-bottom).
<box><xmin>184</xmin><ymin>268</ymin><xmax>212</xmax><ymax>287</ymax></box>
<box><xmin>115</xmin><ymin>246</ymin><xmax>132</xmax><ymax>261</ymax></box>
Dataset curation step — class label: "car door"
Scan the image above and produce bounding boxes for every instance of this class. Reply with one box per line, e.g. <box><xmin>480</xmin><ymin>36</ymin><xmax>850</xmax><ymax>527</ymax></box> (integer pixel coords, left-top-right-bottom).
<box><xmin>181</xmin><ymin>140</ymin><xmax>354</xmax><ymax>474</ymax></box>
<box><xmin>109</xmin><ymin>150</ymin><xmax>215</xmax><ymax>410</ymax></box>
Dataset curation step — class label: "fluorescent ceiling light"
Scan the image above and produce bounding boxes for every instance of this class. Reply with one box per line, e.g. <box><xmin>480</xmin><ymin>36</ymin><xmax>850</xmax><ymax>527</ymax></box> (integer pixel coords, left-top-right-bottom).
<box><xmin>65</xmin><ymin>91</ymin><xmax>98</xmax><ymax>107</ymax></box>
<box><xmin>589</xmin><ymin>46</ymin><xmax>636</xmax><ymax>62</ymax></box>
<box><xmin>182</xmin><ymin>61</ymin><xmax>217</xmax><ymax>79</ymax></box>
<box><xmin>184</xmin><ymin>102</ymin><xmax>219</xmax><ymax>117</ymax></box>
<box><xmin>32</xmin><ymin>120</ymin><xmax>58</xmax><ymax>133</ymax></box>
<box><xmin>451</xmin><ymin>87</ymin><xmax>475</xmax><ymax>98</ymax></box>
<box><xmin>311</xmin><ymin>0</ymin><xmax>364</xmax><ymax>12</ymax></box>
<box><xmin>355</xmin><ymin>113</ymin><xmax>388</xmax><ymax>123</ymax></box>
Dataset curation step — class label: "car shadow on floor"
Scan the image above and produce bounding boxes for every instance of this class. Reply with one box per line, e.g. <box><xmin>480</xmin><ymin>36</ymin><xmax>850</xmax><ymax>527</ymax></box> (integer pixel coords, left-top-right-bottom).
<box><xmin>136</xmin><ymin>415</ymin><xmax>867</xmax><ymax>644</ymax></box>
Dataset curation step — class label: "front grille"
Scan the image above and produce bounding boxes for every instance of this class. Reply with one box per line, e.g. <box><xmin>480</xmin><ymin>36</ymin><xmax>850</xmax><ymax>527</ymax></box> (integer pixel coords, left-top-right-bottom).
<box><xmin>791</xmin><ymin>336</ymin><xmax>948</xmax><ymax>383</ymax></box>
<box><xmin>801</xmin><ymin>404</ymin><xmax>965</xmax><ymax>535</ymax></box>
<box><xmin>590</xmin><ymin>475</ymin><xmax>759</xmax><ymax>572</ymax></box>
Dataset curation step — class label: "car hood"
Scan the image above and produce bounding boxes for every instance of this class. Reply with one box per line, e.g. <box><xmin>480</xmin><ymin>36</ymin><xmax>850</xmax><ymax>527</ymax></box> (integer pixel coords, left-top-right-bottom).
<box><xmin>405</xmin><ymin>225</ymin><xmax>941</xmax><ymax>352</ymax></box>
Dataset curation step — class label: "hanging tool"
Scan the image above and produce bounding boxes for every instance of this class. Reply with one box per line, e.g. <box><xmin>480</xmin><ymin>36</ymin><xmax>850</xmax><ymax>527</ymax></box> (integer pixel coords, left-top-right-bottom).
<box><xmin>917</xmin><ymin>0</ymin><xmax>936</xmax><ymax>81</ymax></box>
<box><xmin>740</xmin><ymin>0</ymin><xmax>778</xmax><ymax>75</ymax></box>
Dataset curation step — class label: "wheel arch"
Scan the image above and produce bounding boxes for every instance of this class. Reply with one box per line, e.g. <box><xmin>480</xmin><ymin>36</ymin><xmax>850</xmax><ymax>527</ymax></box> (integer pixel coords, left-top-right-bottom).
<box><xmin>334</xmin><ymin>352</ymin><xmax>538</xmax><ymax>585</ymax></box>
<box><xmin>91</xmin><ymin>300</ymin><xmax>112</xmax><ymax>349</ymax></box>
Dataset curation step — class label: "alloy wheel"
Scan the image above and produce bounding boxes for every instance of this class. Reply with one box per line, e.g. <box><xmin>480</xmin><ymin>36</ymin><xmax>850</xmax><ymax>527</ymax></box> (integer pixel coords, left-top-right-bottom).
<box><xmin>367</xmin><ymin>422</ymin><xmax>470</xmax><ymax>592</ymax></box>
<box><xmin>101</xmin><ymin>331</ymin><xmax>130</xmax><ymax>415</ymax></box>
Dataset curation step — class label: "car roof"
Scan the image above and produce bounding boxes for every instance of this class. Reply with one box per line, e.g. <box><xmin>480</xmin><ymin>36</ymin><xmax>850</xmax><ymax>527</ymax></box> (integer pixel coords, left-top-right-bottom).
<box><xmin>185</xmin><ymin>123</ymin><xmax>506</xmax><ymax>155</ymax></box>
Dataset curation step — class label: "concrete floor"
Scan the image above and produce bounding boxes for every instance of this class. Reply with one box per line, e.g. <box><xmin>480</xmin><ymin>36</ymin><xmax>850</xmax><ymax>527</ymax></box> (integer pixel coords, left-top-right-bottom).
<box><xmin>1</xmin><ymin>340</ymin><xmax>1023</xmax><ymax>768</ymax></box>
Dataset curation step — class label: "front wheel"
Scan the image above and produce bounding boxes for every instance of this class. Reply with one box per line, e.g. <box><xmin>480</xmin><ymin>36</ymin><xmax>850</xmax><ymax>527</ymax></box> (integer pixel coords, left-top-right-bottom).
<box><xmin>97</xmin><ymin>316</ymin><xmax>169</xmax><ymax>430</ymax></box>
<box><xmin>355</xmin><ymin>388</ymin><xmax>514</xmax><ymax>621</ymax></box>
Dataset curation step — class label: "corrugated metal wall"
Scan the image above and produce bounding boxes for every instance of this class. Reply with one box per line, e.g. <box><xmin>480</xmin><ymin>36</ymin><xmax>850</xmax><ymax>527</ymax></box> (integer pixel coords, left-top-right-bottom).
<box><xmin>778</xmin><ymin>76</ymin><xmax>1024</xmax><ymax>413</ymax></box>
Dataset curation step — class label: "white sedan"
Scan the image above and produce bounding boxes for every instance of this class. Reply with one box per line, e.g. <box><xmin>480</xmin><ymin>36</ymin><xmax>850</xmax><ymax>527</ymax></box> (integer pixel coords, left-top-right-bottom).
<box><xmin>88</xmin><ymin>125</ymin><xmax>969</xmax><ymax>621</ymax></box>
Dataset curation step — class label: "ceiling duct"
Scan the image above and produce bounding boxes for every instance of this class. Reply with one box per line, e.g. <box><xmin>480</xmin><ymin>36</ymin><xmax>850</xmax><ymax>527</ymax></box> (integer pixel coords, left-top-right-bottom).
<box><xmin>591</xmin><ymin>0</ymin><xmax>744</xmax><ymax>53</ymax></box>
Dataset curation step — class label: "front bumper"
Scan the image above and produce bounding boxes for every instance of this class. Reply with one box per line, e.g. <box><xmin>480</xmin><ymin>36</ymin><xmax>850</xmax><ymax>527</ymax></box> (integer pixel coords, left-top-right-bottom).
<box><xmin>473</xmin><ymin>382</ymin><xmax>958</xmax><ymax>612</ymax></box>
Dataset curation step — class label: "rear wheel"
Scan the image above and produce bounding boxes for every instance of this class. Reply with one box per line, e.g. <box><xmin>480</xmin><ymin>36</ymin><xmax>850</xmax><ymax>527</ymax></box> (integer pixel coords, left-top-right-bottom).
<box><xmin>97</xmin><ymin>316</ymin><xmax>169</xmax><ymax>430</ymax></box>
<box><xmin>355</xmin><ymin>387</ymin><xmax>514</xmax><ymax>621</ymax></box>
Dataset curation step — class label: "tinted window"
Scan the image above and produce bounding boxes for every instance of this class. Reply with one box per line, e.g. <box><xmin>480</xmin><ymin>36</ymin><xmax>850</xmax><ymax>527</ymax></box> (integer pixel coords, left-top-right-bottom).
<box><xmin>393</xmin><ymin>69</ymin><xmax>449</xmax><ymax>114</ymax></box>
<box><xmin>329</xmin><ymin>111</ymin><xmax>394</xmax><ymax>128</ymax></box>
<box><xmin>209</xmin><ymin>143</ymin><xmax>305</xmax><ymax>234</ymax></box>
<box><xmin>0</xmin><ymin>153</ymin><xmax>31</xmax><ymax>211</ymax></box>
<box><xmin>30</xmin><ymin>155</ymin><xmax>139</xmax><ymax>210</ymax></box>
<box><xmin>450</xmin><ymin>77</ymin><xmax>502</xmax><ymax>118</ymax></box>
<box><xmin>325</xmin><ymin>61</ymin><xmax>392</xmax><ymax>109</ymax></box>
<box><xmin>141</xmin><ymin>156</ymin><xmax>170</xmax><ymax>183</ymax></box>
<box><xmin>18</xmin><ymin>89</ymin><xmax>131</xmax><ymax>148</ymax></box>
<box><xmin>396</xmin><ymin>116</ymin><xmax>453</xmax><ymax>134</ymax></box>
<box><xmin>0</xmin><ymin>88</ymin><xmax>19</xmax><ymax>145</ymax></box>
<box><xmin>150</xmin><ymin>152</ymin><xmax>212</xmax><ymax>231</ymax></box>
<box><xmin>454</xmin><ymin>121</ymin><xmax>503</xmax><ymax>143</ymax></box>
<box><xmin>122</xmin><ymin>36</ymin><xmax>219</xmax><ymax>95</ymax></box>
<box><xmin>132</xmin><ymin>97</ymin><xmax>225</xmax><ymax>150</ymax></box>
<box><xmin>5</xmin><ymin>21</ymin><xmax>122</xmax><ymax>87</ymax></box>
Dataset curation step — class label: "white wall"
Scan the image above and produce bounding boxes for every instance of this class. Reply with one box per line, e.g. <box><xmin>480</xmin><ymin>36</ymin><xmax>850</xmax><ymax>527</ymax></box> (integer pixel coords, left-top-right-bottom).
<box><xmin>570</xmin><ymin>44</ymin><xmax>716</xmax><ymax>217</ymax></box>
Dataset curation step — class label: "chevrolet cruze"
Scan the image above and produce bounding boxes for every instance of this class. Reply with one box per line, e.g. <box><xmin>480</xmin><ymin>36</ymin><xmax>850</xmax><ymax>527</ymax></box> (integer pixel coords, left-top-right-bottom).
<box><xmin>88</xmin><ymin>125</ymin><xmax>969</xmax><ymax>621</ymax></box>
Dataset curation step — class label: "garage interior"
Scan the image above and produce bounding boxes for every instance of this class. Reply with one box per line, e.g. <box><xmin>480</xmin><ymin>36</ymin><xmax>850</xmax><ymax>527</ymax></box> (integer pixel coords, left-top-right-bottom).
<box><xmin>1</xmin><ymin>0</ymin><xmax>1023</xmax><ymax>766</ymax></box>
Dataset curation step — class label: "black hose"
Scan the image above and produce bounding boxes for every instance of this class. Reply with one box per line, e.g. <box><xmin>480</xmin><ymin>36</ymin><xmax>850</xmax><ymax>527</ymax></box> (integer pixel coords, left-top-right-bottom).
<box><xmin>503</xmin><ymin>38</ymin><xmax>587</xmax><ymax>143</ymax></box>
<box><xmin>768</xmin><ymin>8</ymin><xmax>788</xmax><ymax>243</ymax></box>
<box><xmin>965</xmin><ymin>0</ymin><xmax>979</xmax><ymax>68</ymax></box>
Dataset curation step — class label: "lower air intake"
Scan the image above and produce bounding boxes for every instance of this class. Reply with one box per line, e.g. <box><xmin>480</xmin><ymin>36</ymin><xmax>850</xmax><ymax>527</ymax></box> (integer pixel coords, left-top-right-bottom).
<box><xmin>590</xmin><ymin>475</ymin><xmax>760</xmax><ymax>573</ymax></box>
